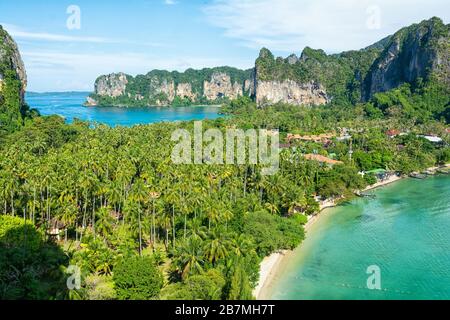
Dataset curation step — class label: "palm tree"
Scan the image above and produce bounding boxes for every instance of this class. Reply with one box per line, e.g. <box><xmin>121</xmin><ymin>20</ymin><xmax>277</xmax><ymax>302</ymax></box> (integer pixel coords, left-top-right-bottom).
<box><xmin>130</xmin><ymin>179</ymin><xmax>148</xmax><ymax>255</ymax></box>
<box><xmin>230</xmin><ymin>234</ymin><xmax>256</xmax><ymax>259</ymax></box>
<box><xmin>95</xmin><ymin>207</ymin><xmax>115</xmax><ymax>238</ymax></box>
<box><xmin>57</xmin><ymin>194</ymin><xmax>77</xmax><ymax>243</ymax></box>
<box><xmin>186</xmin><ymin>218</ymin><xmax>208</xmax><ymax>240</ymax></box>
<box><xmin>204</xmin><ymin>228</ymin><xmax>231</xmax><ymax>265</ymax></box>
<box><xmin>265</xmin><ymin>202</ymin><xmax>279</xmax><ymax>215</ymax></box>
<box><xmin>173</xmin><ymin>237</ymin><xmax>205</xmax><ymax>280</ymax></box>
<box><xmin>149</xmin><ymin>191</ymin><xmax>161</xmax><ymax>247</ymax></box>
<box><xmin>165</xmin><ymin>186</ymin><xmax>181</xmax><ymax>250</ymax></box>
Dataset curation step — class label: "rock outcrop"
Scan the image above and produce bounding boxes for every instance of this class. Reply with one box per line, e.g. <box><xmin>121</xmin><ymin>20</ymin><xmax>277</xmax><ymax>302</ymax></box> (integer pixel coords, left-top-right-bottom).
<box><xmin>287</xmin><ymin>54</ymin><xmax>299</xmax><ymax>65</ymax></box>
<box><xmin>253</xmin><ymin>47</ymin><xmax>337</xmax><ymax>107</ymax></box>
<box><xmin>0</xmin><ymin>25</ymin><xmax>27</xmax><ymax>103</ymax></box>
<box><xmin>363</xmin><ymin>17</ymin><xmax>450</xmax><ymax>100</ymax></box>
<box><xmin>87</xmin><ymin>17</ymin><xmax>448</xmax><ymax>109</ymax></box>
<box><xmin>0</xmin><ymin>25</ymin><xmax>28</xmax><ymax>130</ymax></box>
<box><xmin>255</xmin><ymin>80</ymin><xmax>329</xmax><ymax>107</ymax></box>
<box><xmin>253</xmin><ymin>17</ymin><xmax>449</xmax><ymax>107</ymax></box>
<box><xmin>203</xmin><ymin>72</ymin><xmax>243</xmax><ymax>101</ymax></box>
<box><xmin>88</xmin><ymin>67</ymin><xmax>253</xmax><ymax>107</ymax></box>
<box><xmin>85</xmin><ymin>96</ymin><xmax>98</xmax><ymax>107</ymax></box>
<box><xmin>151</xmin><ymin>78</ymin><xmax>176</xmax><ymax>104</ymax></box>
<box><xmin>95</xmin><ymin>73</ymin><xmax>128</xmax><ymax>98</ymax></box>
<box><xmin>176</xmin><ymin>83</ymin><xmax>196</xmax><ymax>101</ymax></box>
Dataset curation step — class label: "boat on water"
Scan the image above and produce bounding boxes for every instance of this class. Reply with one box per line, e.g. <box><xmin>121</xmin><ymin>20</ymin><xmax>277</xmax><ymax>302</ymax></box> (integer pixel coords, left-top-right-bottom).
<box><xmin>410</xmin><ymin>172</ymin><xmax>427</xmax><ymax>179</ymax></box>
<box><xmin>355</xmin><ymin>191</ymin><xmax>377</xmax><ymax>199</ymax></box>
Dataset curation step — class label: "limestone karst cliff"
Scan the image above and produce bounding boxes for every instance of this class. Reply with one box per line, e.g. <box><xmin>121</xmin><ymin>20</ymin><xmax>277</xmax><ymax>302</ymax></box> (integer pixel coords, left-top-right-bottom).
<box><xmin>87</xmin><ymin>67</ymin><xmax>253</xmax><ymax>107</ymax></box>
<box><xmin>255</xmin><ymin>80</ymin><xmax>329</xmax><ymax>107</ymax></box>
<box><xmin>87</xmin><ymin>17</ymin><xmax>449</xmax><ymax>109</ymax></box>
<box><xmin>255</xmin><ymin>17</ymin><xmax>449</xmax><ymax>107</ymax></box>
<box><xmin>363</xmin><ymin>17</ymin><xmax>450</xmax><ymax>100</ymax></box>
<box><xmin>0</xmin><ymin>25</ymin><xmax>28</xmax><ymax>131</ymax></box>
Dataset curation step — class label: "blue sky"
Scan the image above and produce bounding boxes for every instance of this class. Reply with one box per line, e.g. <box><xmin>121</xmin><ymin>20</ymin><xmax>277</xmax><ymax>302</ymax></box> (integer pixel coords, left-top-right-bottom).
<box><xmin>0</xmin><ymin>0</ymin><xmax>448</xmax><ymax>92</ymax></box>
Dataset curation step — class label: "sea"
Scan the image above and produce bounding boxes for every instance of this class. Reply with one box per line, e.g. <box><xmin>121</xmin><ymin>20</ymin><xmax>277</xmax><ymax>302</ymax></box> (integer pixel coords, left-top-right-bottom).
<box><xmin>26</xmin><ymin>92</ymin><xmax>222</xmax><ymax>127</ymax></box>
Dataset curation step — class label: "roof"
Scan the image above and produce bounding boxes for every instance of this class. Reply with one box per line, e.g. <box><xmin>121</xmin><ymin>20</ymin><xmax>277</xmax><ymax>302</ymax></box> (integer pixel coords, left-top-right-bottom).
<box><xmin>303</xmin><ymin>154</ymin><xmax>344</xmax><ymax>165</ymax></box>
<box><xmin>336</xmin><ymin>134</ymin><xmax>352</xmax><ymax>141</ymax></box>
<box><xmin>386</xmin><ymin>129</ymin><xmax>400</xmax><ymax>137</ymax></box>
<box><xmin>419</xmin><ymin>135</ymin><xmax>443</xmax><ymax>143</ymax></box>
<box><xmin>262</xmin><ymin>129</ymin><xmax>279</xmax><ymax>136</ymax></box>
<box><xmin>288</xmin><ymin>133</ymin><xmax>335</xmax><ymax>142</ymax></box>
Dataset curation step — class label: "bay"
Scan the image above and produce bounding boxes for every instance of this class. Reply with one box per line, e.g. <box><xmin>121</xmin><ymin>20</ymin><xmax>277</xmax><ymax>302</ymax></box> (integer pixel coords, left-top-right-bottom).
<box><xmin>268</xmin><ymin>176</ymin><xmax>450</xmax><ymax>300</ymax></box>
<box><xmin>26</xmin><ymin>92</ymin><xmax>223</xmax><ymax>127</ymax></box>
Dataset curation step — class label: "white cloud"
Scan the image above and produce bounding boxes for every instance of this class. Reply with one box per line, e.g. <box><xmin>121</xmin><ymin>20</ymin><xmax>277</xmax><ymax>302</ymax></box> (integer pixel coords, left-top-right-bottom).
<box><xmin>1</xmin><ymin>23</ymin><xmax>165</xmax><ymax>47</ymax></box>
<box><xmin>164</xmin><ymin>0</ymin><xmax>178</xmax><ymax>5</ymax></box>
<box><xmin>2</xmin><ymin>23</ymin><xmax>113</xmax><ymax>44</ymax></box>
<box><xmin>204</xmin><ymin>0</ymin><xmax>450</xmax><ymax>54</ymax></box>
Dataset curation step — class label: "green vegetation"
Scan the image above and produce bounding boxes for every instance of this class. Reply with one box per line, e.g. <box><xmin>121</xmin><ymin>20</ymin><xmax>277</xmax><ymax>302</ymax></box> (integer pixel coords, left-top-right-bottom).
<box><xmin>0</xmin><ymin>17</ymin><xmax>448</xmax><ymax>301</ymax></box>
<box><xmin>255</xmin><ymin>46</ymin><xmax>383</xmax><ymax>106</ymax></box>
<box><xmin>256</xmin><ymin>17</ymin><xmax>449</xmax><ymax>107</ymax></box>
<box><xmin>1</xmin><ymin>82</ymin><xmax>448</xmax><ymax>300</ymax></box>
<box><xmin>161</xmin><ymin>269</ymin><xmax>226</xmax><ymax>300</ymax></box>
<box><xmin>0</xmin><ymin>27</ymin><xmax>36</xmax><ymax>136</ymax></box>
<box><xmin>0</xmin><ymin>70</ymin><xmax>23</xmax><ymax>132</ymax></box>
<box><xmin>0</xmin><ymin>215</ymin><xmax>68</xmax><ymax>300</ymax></box>
<box><xmin>369</xmin><ymin>79</ymin><xmax>450</xmax><ymax>123</ymax></box>
<box><xmin>0</xmin><ymin>115</ymin><xmax>311</xmax><ymax>301</ymax></box>
<box><xmin>114</xmin><ymin>256</ymin><xmax>163</xmax><ymax>300</ymax></box>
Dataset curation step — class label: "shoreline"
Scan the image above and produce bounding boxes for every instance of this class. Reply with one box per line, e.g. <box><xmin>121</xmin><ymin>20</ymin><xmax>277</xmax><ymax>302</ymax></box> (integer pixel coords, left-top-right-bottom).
<box><xmin>84</xmin><ymin>103</ymin><xmax>222</xmax><ymax>108</ymax></box>
<box><xmin>254</xmin><ymin>164</ymin><xmax>450</xmax><ymax>300</ymax></box>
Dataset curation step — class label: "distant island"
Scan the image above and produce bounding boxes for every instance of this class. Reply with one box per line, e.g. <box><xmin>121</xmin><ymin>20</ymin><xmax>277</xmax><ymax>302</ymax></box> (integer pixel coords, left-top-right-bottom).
<box><xmin>27</xmin><ymin>91</ymin><xmax>91</xmax><ymax>96</ymax></box>
<box><xmin>85</xmin><ymin>67</ymin><xmax>254</xmax><ymax>107</ymax></box>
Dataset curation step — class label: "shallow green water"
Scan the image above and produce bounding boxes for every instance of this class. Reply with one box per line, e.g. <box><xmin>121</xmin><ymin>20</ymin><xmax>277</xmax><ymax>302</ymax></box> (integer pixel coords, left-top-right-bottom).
<box><xmin>269</xmin><ymin>176</ymin><xmax>450</xmax><ymax>300</ymax></box>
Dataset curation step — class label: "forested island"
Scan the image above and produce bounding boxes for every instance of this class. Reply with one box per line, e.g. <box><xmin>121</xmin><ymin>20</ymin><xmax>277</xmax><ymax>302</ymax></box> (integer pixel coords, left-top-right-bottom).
<box><xmin>86</xmin><ymin>67</ymin><xmax>254</xmax><ymax>107</ymax></box>
<box><xmin>0</xmin><ymin>18</ymin><xmax>449</xmax><ymax>300</ymax></box>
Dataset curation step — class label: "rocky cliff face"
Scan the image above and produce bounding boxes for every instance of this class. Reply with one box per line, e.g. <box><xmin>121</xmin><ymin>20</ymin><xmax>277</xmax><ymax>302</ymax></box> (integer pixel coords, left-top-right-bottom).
<box><xmin>254</xmin><ymin>17</ymin><xmax>449</xmax><ymax>107</ymax></box>
<box><xmin>88</xmin><ymin>18</ymin><xmax>448</xmax><ymax>109</ymax></box>
<box><xmin>256</xmin><ymin>80</ymin><xmax>329</xmax><ymax>106</ymax></box>
<box><xmin>363</xmin><ymin>17</ymin><xmax>450</xmax><ymax>100</ymax></box>
<box><xmin>95</xmin><ymin>73</ymin><xmax>128</xmax><ymax>98</ymax></box>
<box><xmin>0</xmin><ymin>26</ymin><xmax>27</xmax><ymax>103</ymax></box>
<box><xmin>176</xmin><ymin>83</ymin><xmax>196</xmax><ymax>101</ymax></box>
<box><xmin>0</xmin><ymin>25</ymin><xmax>28</xmax><ymax>130</ymax></box>
<box><xmin>88</xmin><ymin>67</ymin><xmax>253</xmax><ymax>107</ymax></box>
<box><xmin>253</xmin><ymin>46</ymin><xmax>365</xmax><ymax>107</ymax></box>
<box><xmin>203</xmin><ymin>72</ymin><xmax>244</xmax><ymax>101</ymax></box>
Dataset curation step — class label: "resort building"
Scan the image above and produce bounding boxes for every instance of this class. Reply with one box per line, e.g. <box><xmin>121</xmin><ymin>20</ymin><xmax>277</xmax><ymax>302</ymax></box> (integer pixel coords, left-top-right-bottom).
<box><xmin>287</xmin><ymin>133</ymin><xmax>335</xmax><ymax>143</ymax></box>
<box><xmin>287</xmin><ymin>131</ymin><xmax>352</xmax><ymax>145</ymax></box>
<box><xmin>418</xmin><ymin>135</ymin><xmax>443</xmax><ymax>143</ymax></box>
<box><xmin>386</xmin><ymin>129</ymin><xmax>401</xmax><ymax>138</ymax></box>
<box><xmin>336</xmin><ymin>134</ymin><xmax>352</xmax><ymax>142</ymax></box>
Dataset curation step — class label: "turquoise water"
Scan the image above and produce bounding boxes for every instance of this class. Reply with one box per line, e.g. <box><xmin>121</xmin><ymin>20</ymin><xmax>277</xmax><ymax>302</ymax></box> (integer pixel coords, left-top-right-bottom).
<box><xmin>26</xmin><ymin>92</ymin><xmax>222</xmax><ymax>127</ymax></box>
<box><xmin>269</xmin><ymin>176</ymin><xmax>450</xmax><ymax>300</ymax></box>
